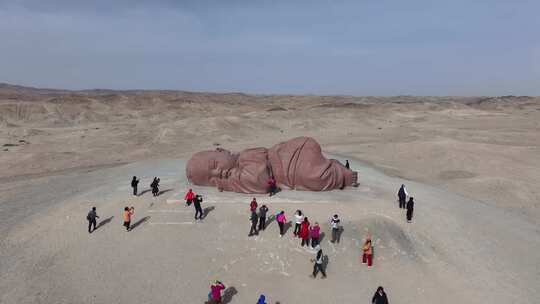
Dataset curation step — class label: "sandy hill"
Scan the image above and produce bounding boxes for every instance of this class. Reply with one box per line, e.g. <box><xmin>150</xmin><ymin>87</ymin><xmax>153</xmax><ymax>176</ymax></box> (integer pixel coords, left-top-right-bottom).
<box><xmin>0</xmin><ymin>83</ymin><xmax>539</xmax><ymax>303</ymax></box>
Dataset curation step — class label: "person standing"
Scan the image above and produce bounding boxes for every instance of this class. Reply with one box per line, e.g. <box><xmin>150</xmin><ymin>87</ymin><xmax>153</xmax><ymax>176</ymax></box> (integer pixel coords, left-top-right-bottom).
<box><xmin>193</xmin><ymin>194</ymin><xmax>204</xmax><ymax>220</ymax></box>
<box><xmin>151</xmin><ymin>177</ymin><xmax>160</xmax><ymax>197</ymax></box>
<box><xmin>345</xmin><ymin>160</ymin><xmax>350</xmax><ymax>169</ymax></box>
<box><xmin>299</xmin><ymin>217</ymin><xmax>311</xmax><ymax>247</ymax></box>
<box><xmin>311</xmin><ymin>246</ymin><xmax>327</xmax><ymax>278</ymax></box>
<box><xmin>185</xmin><ymin>188</ymin><xmax>195</xmax><ymax>206</ymax></box>
<box><xmin>123</xmin><ymin>206</ymin><xmax>134</xmax><ymax>231</ymax></box>
<box><xmin>131</xmin><ymin>176</ymin><xmax>139</xmax><ymax>196</ymax></box>
<box><xmin>208</xmin><ymin>281</ymin><xmax>226</xmax><ymax>304</ymax></box>
<box><xmin>86</xmin><ymin>207</ymin><xmax>99</xmax><ymax>233</ymax></box>
<box><xmin>406</xmin><ymin>197</ymin><xmax>414</xmax><ymax>223</ymax></box>
<box><xmin>276</xmin><ymin>211</ymin><xmax>286</xmax><ymax>237</ymax></box>
<box><xmin>249</xmin><ymin>210</ymin><xmax>259</xmax><ymax>236</ymax></box>
<box><xmin>362</xmin><ymin>236</ymin><xmax>373</xmax><ymax>267</ymax></box>
<box><xmin>294</xmin><ymin>210</ymin><xmax>304</xmax><ymax>237</ymax></box>
<box><xmin>258</xmin><ymin>204</ymin><xmax>269</xmax><ymax>231</ymax></box>
<box><xmin>310</xmin><ymin>222</ymin><xmax>321</xmax><ymax>248</ymax></box>
<box><xmin>330</xmin><ymin>214</ymin><xmax>341</xmax><ymax>243</ymax></box>
<box><xmin>398</xmin><ymin>184</ymin><xmax>408</xmax><ymax>209</ymax></box>
<box><xmin>250</xmin><ymin>198</ymin><xmax>258</xmax><ymax>213</ymax></box>
<box><xmin>372</xmin><ymin>286</ymin><xmax>389</xmax><ymax>304</ymax></box>
<box><xmin>257</xmin><ymin>294</ymin><xmax>267</xmax><ymax>304</ymax></box>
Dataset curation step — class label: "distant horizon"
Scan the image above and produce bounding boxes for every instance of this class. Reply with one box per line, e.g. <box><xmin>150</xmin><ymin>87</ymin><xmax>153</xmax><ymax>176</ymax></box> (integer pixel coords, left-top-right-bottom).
<box><xmin>2</xmin><ymin>81</ymin><xmax>540</xmax><ymax>98</ymax></box>
<box><xmin>1</xmin><ymin>0</ymin><xmax>539</xmax><ymax>96</ymax></box>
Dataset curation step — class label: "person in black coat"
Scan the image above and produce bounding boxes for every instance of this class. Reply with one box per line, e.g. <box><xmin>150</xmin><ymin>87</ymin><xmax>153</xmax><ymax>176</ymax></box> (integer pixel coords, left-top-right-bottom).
<box><xmin>311</xmin><ymin>247</ymin><xmax>326</xmax><ymax>278</ymax></box>
<box><xmin>86</xmin><ymin>207</ymin><xmax>99</xmax><ymax>233</ymax></box>
<box><xmin>398</xmin><ymin>184</ymin><xmax>407</xmax><ymax>209</ymax></box>
<box><xmin>345</xmin><ymin>160</ymin><xmax>350</xmax><ymax>169</ymax></box>
<box><xmin>193</xmin><ymin>194</ymin><xmax>204</xmax><ymax>220</ymax></box>
<box><xmin>131</xmin><ymin>176</ymin><xmax>139</xmax><ymax>196</ymax></box>
<box><xmin>249</xmin><ymin>211</ymin><xmax>259</xmax><ymax>236</ymax></box>
<box><xmin>372</xmin><ymin>286</ymin><xmax>389</xmax><ymax>304</ymax></box>
<box><xmin>151</xmin><ymin>177</ymin><xmax>160</xmax><ymax>197</ymax></box>
<box><xmin>406</xmin><ymin>197</ymin><xmax>414</xmax><ymax>223</ymax></box>
<box><xmin>258</xmin><ymin>205</ymin><xmax>269</xmax><ymax>231</ymax></box>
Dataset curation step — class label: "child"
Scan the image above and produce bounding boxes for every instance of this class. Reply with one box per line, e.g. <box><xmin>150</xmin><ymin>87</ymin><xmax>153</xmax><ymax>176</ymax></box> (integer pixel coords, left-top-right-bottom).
<box><xmin>362</xmin><ymin>235</ymin><xmax>373</xmax><ymax>267</ymax></box>
<box><xmin>123</xmin><ymin>206</ymin><xmax>134</xmax><ymax>231</ymax></box>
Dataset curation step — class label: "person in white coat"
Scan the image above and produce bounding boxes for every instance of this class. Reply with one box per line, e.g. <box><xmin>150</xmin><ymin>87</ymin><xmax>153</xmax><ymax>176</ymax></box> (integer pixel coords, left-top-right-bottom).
<box><xmin>293</xmin><ymin>210</ymin><xmax>304</xmax><ymax>237</ymax></box>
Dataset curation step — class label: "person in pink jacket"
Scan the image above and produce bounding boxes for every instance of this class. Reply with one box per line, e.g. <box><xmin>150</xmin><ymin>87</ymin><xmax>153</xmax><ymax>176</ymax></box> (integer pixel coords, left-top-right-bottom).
<box><xmin>208</xmin><ymin>280</ymin><xmax>225</xmax><ymax>304</ymax></box>
<box><xmin>310</xmin><ymin>222</ymin><xmax>321</xmax><ymax>248</ymax></box>
<box><xmin>276</xmin><ymin>210</ymin><xmax>286</xmax><ymax>237</ymax></box>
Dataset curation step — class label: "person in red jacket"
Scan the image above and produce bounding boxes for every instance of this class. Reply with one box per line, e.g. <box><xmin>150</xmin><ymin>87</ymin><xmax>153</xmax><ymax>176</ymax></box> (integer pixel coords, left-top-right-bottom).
<box><xmin>185</xmin><ymin>189</ymin><xmax>195</xmax><ymax>206</ymax></box>
<box><xmin>299</xmin><ymin>217</ymin><xmax>311</xmax><ymax>247</ymax></box>
<box><xmin>267</xmin><ymin>176</ymin><xmax>277</xmax><ymax>196</ymax></box>
<box><xmin>250</xmin><ymin>198</ymin><xmax>258</xmax><ymax>212</ymax></box>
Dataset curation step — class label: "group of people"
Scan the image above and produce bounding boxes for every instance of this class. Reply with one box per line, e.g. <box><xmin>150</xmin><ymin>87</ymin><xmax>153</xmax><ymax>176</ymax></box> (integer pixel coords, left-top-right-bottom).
<box><xmin>397</xmin><ymin>184</ymin><xmax>415</xmax><ymax>223</ymax></box>
<box><xmin>130</xmin><ymin>176</ymin><xmax>161</xmax><ymax>197</ymax></box>
<box><xmin>88</xmin><ymin>168</ymin><xmax>403</xmax><ymax>303</ymax></box>
<box><xmin>85</xmin><ymin>205</ymin><xmax>135</xmax><ymax>233</ymax></box>
<box><xmin>185</xmin><ymin>188</ymin><xmax>204</xmax><ymax>220</ymax></box>
<box><xmin>248</xmin><ymin>198</ymin><xmax>269</xmax><ymax>236</ymax></box>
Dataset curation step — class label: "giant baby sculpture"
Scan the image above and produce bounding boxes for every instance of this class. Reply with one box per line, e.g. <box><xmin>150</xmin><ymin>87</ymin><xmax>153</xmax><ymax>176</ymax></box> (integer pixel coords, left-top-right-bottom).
<box><xmin>186</xmin><ymin>137</ymin><xmax>358</xmax><ymax>194</ymax></box>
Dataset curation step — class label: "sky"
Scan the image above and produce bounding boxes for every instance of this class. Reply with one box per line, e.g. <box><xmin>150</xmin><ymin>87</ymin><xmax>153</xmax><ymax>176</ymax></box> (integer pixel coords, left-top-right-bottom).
<box><xmin>0</xmin><ymin>0</ymin><xmax>539</xmax><ymax>95</ymax></box>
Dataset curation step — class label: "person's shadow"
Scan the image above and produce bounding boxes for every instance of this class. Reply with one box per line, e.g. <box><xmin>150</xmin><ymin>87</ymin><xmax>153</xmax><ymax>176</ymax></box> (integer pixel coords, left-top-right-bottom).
<box><xmin>322</xmin><ymin>255</ymin><xmax>330</xmax><ymax>274</ymax></box>
<box><xmin>130</xmin><ymin>216</ymin><xmax>150</xmax><ymax>230</ymax></box>
<box><xmin>283</xmin><ymin>221</ymin><xmax>293</xmax><ymax>234</ymax></box>
<box><xmin>222</xmin><ymin>286</ymin><xmax>237</xmax><ymax>304</ymax></box>
<box><xmin>319</xmin><ymin>231</ymin><xmax>326</xmax><ymax>243</ymax></box>
<box><xmin>202</xmin><ymin>206</ymin><xmax>215</xmax><ymax>219</ymax></box>
<box><xmin>96</xmin><ymin>216</ymin><xmax>114</xmax><ymax>230</ymax></box>
<box><xmin>157</xmin><ymin>189</ymin><xmax>173</xmax><ymax>196</ymax></box>
<box><xmin>337</xmin><ymin>227</ymin><xmax>344</xmax><ymax>243</ymax></box>
<box><xmin>138</xmin><ymin>189</ymin><xmax>151</xmax><ymax>197</ymax></box>
<box><xmin>265</xmin><ymin>214</ymin><xmax>276</xmax><ymax>228</ymax></box>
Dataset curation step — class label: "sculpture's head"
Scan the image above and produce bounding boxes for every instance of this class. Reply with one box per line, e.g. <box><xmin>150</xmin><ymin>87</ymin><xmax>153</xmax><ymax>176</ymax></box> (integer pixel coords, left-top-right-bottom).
<box><xmin>186</xmin><ymin>148</ymin><xmax>238</xmax><ymax>187</ymax></box>
<box><xmin>186</xmin><ymin>147</ymin><xmax>271</xmax><ymax>193</ymax></box>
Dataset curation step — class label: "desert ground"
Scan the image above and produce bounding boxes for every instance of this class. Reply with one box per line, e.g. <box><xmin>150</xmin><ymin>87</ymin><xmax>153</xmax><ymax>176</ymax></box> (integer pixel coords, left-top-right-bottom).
<box><xmin>1</xmin><ymin>83</ymin><xmax>540</xmax><ymax>303</ymax></box>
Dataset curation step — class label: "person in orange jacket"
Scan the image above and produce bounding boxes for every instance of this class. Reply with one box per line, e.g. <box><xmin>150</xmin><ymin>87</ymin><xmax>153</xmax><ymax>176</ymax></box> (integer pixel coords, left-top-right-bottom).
<box><xmin>123</xmin><ymin>206</ymin><xmax>134</xmax><ymax>231</ymax></box>
<box><xmin>362</xmin><ymin>235</ymin><xmax>373</xmax><ymax>267</ymax></box>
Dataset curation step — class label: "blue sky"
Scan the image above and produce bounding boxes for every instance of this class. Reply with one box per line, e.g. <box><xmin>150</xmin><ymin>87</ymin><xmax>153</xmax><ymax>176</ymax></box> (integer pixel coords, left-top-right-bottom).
<box><xmin>0</xmin><ymin>0</ymin><xmax>539</xmax><ymax>95</ymax></box>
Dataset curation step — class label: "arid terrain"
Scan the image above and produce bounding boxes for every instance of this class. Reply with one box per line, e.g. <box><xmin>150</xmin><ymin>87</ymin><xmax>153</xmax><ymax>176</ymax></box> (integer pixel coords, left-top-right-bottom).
<box><xmin>1</xmin><ymin>83</ymin><xmax>539</xmax><ymax>303</ymax></box>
